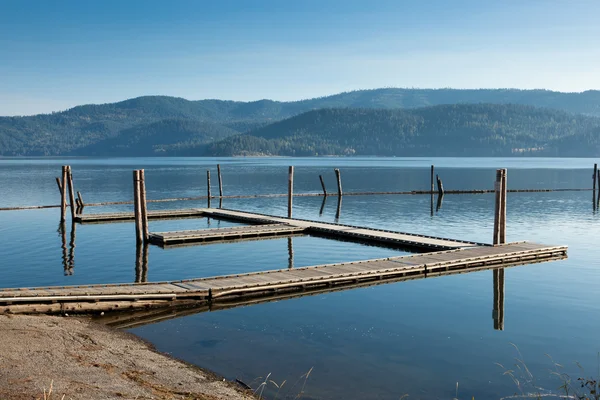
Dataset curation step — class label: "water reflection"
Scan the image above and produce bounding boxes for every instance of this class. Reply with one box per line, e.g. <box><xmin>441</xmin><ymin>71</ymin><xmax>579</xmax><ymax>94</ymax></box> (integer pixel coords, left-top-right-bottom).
<box><xmin>58</xmin><ymin>222</ymin><xmax>76</xmax><ymax>275</ymax></box>
<box><xmin>96</xmin><ymin>265</ymin><xmax>513</xmax><ymax>331</ymax></box>
<box><xmin>493</xmin><ymin>268</ymin><xmax>505</xmax><ymax>331</ymax></box>
<box><xmin>436</xmin><ymin>193</ymin><xmax>444</xmax><ymax>213</ymax></box>
<box><xmin>335</xmin><ymin>196</ymin><xmax>342</xmax><ymax>223</ymax></box>
<box><xmin>135</xmin><ymin>243</ymin><xmax>149</xmax><ymax>283</ymax></box>
<box><xmin>319</xmin><ymin>196</ymin><xmax>327</xmax><ymax>216</ymax></box>
<box><xmin>287</xmin><ymin>237</ymin><xmax>294</xmax><ymax>269</ymax></box>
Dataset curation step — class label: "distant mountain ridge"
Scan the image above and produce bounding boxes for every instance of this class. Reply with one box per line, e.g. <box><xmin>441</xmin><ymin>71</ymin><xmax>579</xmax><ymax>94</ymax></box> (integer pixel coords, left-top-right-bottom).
<box><xmin>1</xmin><ymin>88</ymin><xmax>600</xmax><ymax>156</ymax></box>
<box><xmin>199</xmin><ymin>104</ymin><xmax>600</xmax><ymax>157</ymax></box>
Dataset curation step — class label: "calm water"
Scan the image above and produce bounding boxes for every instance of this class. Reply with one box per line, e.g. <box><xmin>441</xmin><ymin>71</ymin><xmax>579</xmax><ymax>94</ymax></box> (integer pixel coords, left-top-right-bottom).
<box><xmin>0</xmin><ymin>157</ymin><xmax>599</xmax><ymax>399</ymax></box>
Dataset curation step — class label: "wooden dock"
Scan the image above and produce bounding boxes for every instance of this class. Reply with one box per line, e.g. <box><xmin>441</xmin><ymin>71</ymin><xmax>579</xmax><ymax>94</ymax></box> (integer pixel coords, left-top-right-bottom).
<box><xmin>0</xmin><ymin>242</ymin><xmax>566</xmax><ymax>315</ymax></box>
<box><xmin>74</xmin><ymin>209</ymin><xmax>205</xmax><ymax>224</ymax></box>
<box><xmin>148</xmin><ymin>223</ymin><xmax>306</xmax><ymax>246</ymax></box>
<box><xmin>76</xmin><ymin>208</ymin><xmax>483</xmax><ymax>250</ymax></box>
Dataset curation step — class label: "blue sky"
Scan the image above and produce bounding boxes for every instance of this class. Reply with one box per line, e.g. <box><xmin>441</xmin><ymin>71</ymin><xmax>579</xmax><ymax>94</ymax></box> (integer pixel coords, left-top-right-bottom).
<box><xmin>1</xmin><ymin>0</ymin><xmax>599</xmax><ymax>116</ymax></box>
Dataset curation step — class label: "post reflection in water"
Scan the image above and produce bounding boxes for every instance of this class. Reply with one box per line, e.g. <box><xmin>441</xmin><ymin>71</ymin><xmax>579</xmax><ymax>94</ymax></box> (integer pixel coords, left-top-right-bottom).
<box><xmin>430</xmin><ymin>193</ymin><xmax>434</xmax><ymax>217</ymax></box>
<box><xmin>493</xmin><ymin>268</ymin><xmax>505</xmax><ymax>331</ymax></box>
<box><xmin>319</xmin><ymin>196</ymin><xmax>327</xmax><ymax>216</ymax></box>
<box><xmin>58</xmin><ymin>222</ymin><xmax>75</xmax><ymax>275</ymax></box>
<box><xmin>135</xmin><ymin>243</ymin><xmax>149</xmax><ymax>283</ymax></box>
<box><xmin>334</xmin><ymin>196</ymin><xmax>342</xmax><ymax>223</ymax></box>
<box><xmin>287</xmin><ymin>237</ymin><xmax>294</xmax><ymax>269</ymax></box>
<box><xmin>436</xmin><ymin>193</ymin><xmax>444</xmax><ymax>213</ymax></box>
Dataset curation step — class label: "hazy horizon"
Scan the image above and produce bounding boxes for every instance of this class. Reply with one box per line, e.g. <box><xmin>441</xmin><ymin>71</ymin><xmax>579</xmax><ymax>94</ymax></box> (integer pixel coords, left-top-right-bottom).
<box><xmin>3</xmin><ymin>86</ymin><xmax>600</xmax><ymax>118</ymax></box>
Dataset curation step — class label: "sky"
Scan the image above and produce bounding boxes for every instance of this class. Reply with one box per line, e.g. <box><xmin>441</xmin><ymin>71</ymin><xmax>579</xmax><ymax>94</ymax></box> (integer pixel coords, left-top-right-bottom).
<box><xmin>1</xmin><ymin>0</ymin><xmax>599</xmax><ymax>116</ymax></box>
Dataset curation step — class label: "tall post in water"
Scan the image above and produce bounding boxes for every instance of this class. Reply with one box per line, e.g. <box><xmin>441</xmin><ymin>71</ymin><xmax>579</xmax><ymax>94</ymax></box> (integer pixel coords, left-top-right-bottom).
<box><xmin>493</xmin><ymin>268</ymin><xmax>505</xmax><ymax>330</ymax></box>
<box><xmin>133</xmin><ymin>170</ymin><xmax>143</xmax><ymax>244</ymax></box>
<box><xmin>67</xmin><ymin>166</ymin><xmax>76</xmax><ymax>220</ymax></box>
<box><xmin>594</xmin><ymin>164</ymin><xmax>598</xmax><ymax>209</ymax></box>
<box><xmin>319</xmin><ymin>175</ymin><xmax>327</xmax><ymax>196</ymax></box>
<box><xmin>430</xmin><ymin>165</ymin><xmax>435</xmax><ymax>194</ymax></box>
<box><xmin>493</xmin><ymin>169</ymin><xmax>507</xmax><ymax>245</ymax></box>
<box><xmin>139</xmin><ymin>169</ymin><xmax>149</xmax><ymax>242</ymax></box>
<box><xmin>436</xmin><ymin>174</ymin><xmax>444</xmax><ymax>196</ymax></box>
<box><xmin>207</xmin><ymin>170</ymin><xmax>211</xmax><ymax>208</ymax></box>
<box><xmin>60</xmin><ymin>166</ymin><xmax>68</xmax><ymax>223</ymax></box>
<box><xmin>334</xmin><ymin>168</ymin><xmax>342</xmax><ymax>197</ymax></box>
<box><xmin>288</xmin><ymin>166</ymin><xmax>294</xmax><ymax>218</ymax></box>
<box><xmin>597</xmin><ymin>170</ymin><xmax>600</xmax><ymax>208</ymax></box>
<box><xmin>500</xmin><ymin>169</ymin><xmax>507</xmax><ymax>244</ymax></box>
<box><xmin>217</xmin><ymin>164</ymin><xmax>223</xmax><ymax>197</ymax></box>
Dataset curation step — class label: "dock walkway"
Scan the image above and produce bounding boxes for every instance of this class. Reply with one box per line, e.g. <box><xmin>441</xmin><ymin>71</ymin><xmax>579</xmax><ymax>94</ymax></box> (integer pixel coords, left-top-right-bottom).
<box><xmin>77</xmin><ymin>208</ymin><xmax>483</xmax><ymax>250</ymax></box>
<box><xmin>0</xmin><ymin>242</ymin><xmax>567</xmax><ymax>314</ymax></box>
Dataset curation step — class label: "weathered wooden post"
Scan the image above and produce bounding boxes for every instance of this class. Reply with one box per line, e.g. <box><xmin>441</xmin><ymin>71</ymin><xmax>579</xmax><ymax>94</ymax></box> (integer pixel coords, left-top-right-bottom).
<box><xmin>319</xmin><ymin>175</ymin><xmax>327</xmax><ymax>196</ymax></box>
<box><xmin>60</xmin><ymin>166</ymin><xmax>68</xmax><ymax>222</ymax></box>
<box><xmin>500</xmin><ymin>169</ymin><xmax>507</xmax><ymax>244</ymax></box>
<box><xmin>493</xmin><ymin>268</ymin><xmax>505</xmax><ymax>330</ymax></box>
<box><xmin>76</xmin><ymin>191</ymin><xmax>84</xmax><ymax>208</ymax></box>
<box><xmin>55</xmin><ymin>177</ymin><xmax>63</xmax><ymax>197</ymax></box>
<box><xmin>334</xmin><ymin>168</ymin><xmax>342</xmax><ymax>197</ymax></box>
<box><xmin>207</xmin><ymin>170</ymin><xmax>211</xmax><ymax>208</ymax></box>
<box><xmin>493</xmin><ymin>169</ymin><xmax>507</xmax><ymax>245</ymax></box>
<box><xmin>430</xmin><ymin>165</ymin><xmax>434</xmax><ymax>194</ymax></box>
<box><xmin>66</xmin><ymin>166</ymin><xmax>76</xmax><ymax>220</ymax></box>
<box><xmin>436</xmin><ymin>174</ymin><xmax>444</xmax><ymax>196</ymax></box>
<box><xmin>594</xmin><ymin>163</ymin><xmax>597</xmax><ymax>193</ymax></box>
<box><xmin>597</xmin><ymin>170</ymin><xmax>600</xmax><ymax>208</ymax></box>
<box><xmin>217</xmin><ymin>164</ymin><xmax>223</xmax><ymax>197</ymax></box>
<box><xmin>133</xmin><ymin>170</ymin><xmax>143</xmax><ymax>244</ymax></box>
<box><xmin>139</xmin><ymin>169</ymin><xmax>149</xmax><ymax>242</ymax></box>
<box><xmin>288</xmin><ymin>166</ymin><xmax>294</xmax><ymax>218</ymax></box>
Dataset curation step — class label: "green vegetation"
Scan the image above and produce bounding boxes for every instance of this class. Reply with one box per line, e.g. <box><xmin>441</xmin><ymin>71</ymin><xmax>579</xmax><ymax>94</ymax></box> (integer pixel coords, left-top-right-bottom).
<box><xmin>1</xmin><ymin>89</ymin><xmax>600</xmax><ymax>156</ymax></box>
<box><xmin>202</xmin><ymin>105</ymin><xmax>600</xmax><ymax>157</ymax></box>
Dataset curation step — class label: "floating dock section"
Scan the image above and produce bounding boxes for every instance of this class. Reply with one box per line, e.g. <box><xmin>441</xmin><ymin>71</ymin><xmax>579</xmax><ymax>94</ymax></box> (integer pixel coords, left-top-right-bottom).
<box><xmin>0</xmin><ymin>242</ymin><xmax>566</xmax><ymax>315</ymax></box>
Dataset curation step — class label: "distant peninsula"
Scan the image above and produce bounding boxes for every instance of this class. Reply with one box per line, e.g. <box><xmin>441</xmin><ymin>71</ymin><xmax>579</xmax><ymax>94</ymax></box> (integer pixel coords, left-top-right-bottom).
<box><xmin>1</xmin><ymin>88</ymin><xmax>600</xmax><ymax>157</ymax></box>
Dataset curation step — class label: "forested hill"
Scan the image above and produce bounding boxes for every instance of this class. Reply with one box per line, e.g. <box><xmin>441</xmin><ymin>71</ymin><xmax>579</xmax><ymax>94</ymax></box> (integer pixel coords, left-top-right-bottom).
<box><xmin>1</xmin><ymin>89</ymin><xmax>600</xmax><ymax>155</ymax></box>
<box><xmin>200</xmin><ymin>104</ymin><xmax>600</xmax><ymax>157</ymax></box>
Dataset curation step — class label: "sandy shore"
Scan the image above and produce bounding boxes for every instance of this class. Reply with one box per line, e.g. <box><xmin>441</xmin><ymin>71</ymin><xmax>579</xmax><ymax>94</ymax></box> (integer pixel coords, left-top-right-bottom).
<box><xmin>0</xmin><ymin>314</ymin><xmax>256</xmax><ymax>400</ymax></box>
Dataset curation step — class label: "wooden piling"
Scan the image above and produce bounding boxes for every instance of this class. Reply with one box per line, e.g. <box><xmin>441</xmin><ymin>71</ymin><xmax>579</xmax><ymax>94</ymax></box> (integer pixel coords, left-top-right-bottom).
<box><xmin>217</xmin><ymin>164</ymin><xmax>223</xmax><ymax>197</ymax></box>
<box><xmin>139</xmin><ymin>169</ymin><xmax>149</xmax><ymax>242</ymax></box>
<box><xmin>76</xmin><ymin>191</ymin><xmax>84</xmax><ymax>208</ymax></box>
<box><xmin>288</xmin><ymin>166</ymin><xmax>294</xmax><ymax>218</ymax></box>
<box><xmin>436</xmin><ymin>174</ymin><xmax>444</xmax><ymax>196</ymax></box>
<box><xmin>319</xmin><ymin>175</ymin><xmax>327</xmax><ymax>196</ymax></box>
<box><xmin>597</xmin><ymin>170</ymin><xmax>600</xmax><ymax>208</ymax></box>
<box><xmin>594</xmin><ymin>163</ymin><xmax>597</xmax><ymax>193</ymax></box>
<box><xmin>60</xmin><ymin>166</ymin><xmax>68</xmax><ymax>222</ymax></box>
<box><xmin>334</xmin><ymin>168</ymin><xmax>343</xmax><ymax>197</ymax></box>
<box><xmin>430</xmin><ymin>165</ymin><xmax>434</xmax><ymax>194</ymax></box>
<box><xmin>66</xmin><ymin>166</ymin><xmax>76</xmax><ymax>220</ymax></box>
<box><xmin>207</xmin><ymin>170</ymin><xmax>211</xmax><ymax>208</ymax></box>
<box><xmin>133</xmin><ymin>170</ymin><xmax>143</xmax><ymax>244</ymax></box>
<box><xmin>500</xmin><ymin>169</ymin><xmax>507</xmax><ymax>244</ymax></box>
<box><xmin>55</xmin><ymin>177</ymin><xmax>63</xmax><ymax>196</ymax></box>
<box><xmin>493</xmin><ymin>169</ymin><xmax>507</xmax><ymax>245</ymax></box>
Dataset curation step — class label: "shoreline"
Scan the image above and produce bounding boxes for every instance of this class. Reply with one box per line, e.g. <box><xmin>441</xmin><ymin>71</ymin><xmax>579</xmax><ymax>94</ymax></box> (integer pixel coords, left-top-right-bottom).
<box><xmin>0</xmin><ymin>314</ymin><xmax>256</xmax><ymax>400</ymax></box>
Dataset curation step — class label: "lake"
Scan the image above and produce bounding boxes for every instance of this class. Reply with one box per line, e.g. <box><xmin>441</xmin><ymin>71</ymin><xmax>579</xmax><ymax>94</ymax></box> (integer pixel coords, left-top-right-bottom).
<box><xmin>0</xmin><ymin>157</ymin><xmax>598</xmax><ymax>399</ymax></box>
